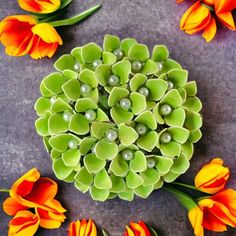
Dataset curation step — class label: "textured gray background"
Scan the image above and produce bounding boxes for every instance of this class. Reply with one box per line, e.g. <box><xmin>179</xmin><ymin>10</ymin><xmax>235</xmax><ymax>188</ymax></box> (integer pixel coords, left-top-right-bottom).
<box><xmin>0</xmin><ymin>0</ymin><xmax>236</xmax><ymax>235</ymax></box>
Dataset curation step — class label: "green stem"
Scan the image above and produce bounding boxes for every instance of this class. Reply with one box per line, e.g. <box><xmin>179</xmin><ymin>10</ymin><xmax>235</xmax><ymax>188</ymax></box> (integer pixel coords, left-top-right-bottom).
<box><xmin>48</xmin><ymin>4</ymin><xmax>101</xmax><ymax>27</ymax></box>
<box><xmin>39</xmin><ymin>8</ymin><xmax>68</xmax><ymax>23</ymax></box>
<box><xmin>201</xmin><ymin>3</ymin><xmax>214</xmax><ymax>11</ymax></box>
<box><xmin>171</xmin><ymin>181</ymin><xmax>206</xmax><ymax>194</ymax></box>
<box><xmin>0</xmin><ymin>188</ymin><xmax>10</xmax><ymax>193</ymax></box>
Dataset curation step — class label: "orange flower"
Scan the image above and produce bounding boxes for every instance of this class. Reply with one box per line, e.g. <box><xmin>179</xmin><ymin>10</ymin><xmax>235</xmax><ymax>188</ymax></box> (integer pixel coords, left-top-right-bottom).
<box><xmin>68</xmin><ymin>219</ymin><xmax>97</xmax><ymax>236</ymax></box>
<box><xmin>124</xmin><ymin>221</ymin><xmax>152</xmax><ymax>236</ymax></box>
<box><xmin>0</xmin><ymin>15</ymin><xmax>62</xmax><ymax>59</ymax></box>
<box><xmin>194</xmin><ymin>158</ymin><xmax>229</xmax><ymax>194</ymax></box>
<box><xmin>8</xmin><ymin>210</ymin><xmax>40</xmax><ymax>236</ymax></box>
<box><xmin>180</xmin><ymin>1</ymin><xmax>217</xmax><ymax>42</ymax></box>
<box><xmin>18</xmin><ymin>0</ymin><xmax>61</xmax><ymax>14</ymax></box>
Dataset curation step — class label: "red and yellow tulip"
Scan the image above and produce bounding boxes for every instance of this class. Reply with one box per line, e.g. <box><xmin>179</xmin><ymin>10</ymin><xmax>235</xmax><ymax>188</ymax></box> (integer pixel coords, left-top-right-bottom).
<box><xmin>124</xmin><ymin>221</ymin><xmax>153</xmax><ymax>236</ymax></box>
<box><xmin>68</xmin><ymin>219</ymin><xmax>97</xmax><ymax>236</ymax></box>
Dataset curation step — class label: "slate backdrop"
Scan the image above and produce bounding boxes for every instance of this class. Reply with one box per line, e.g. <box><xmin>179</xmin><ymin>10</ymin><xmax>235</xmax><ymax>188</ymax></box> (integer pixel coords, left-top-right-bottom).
<box><xmin>0</xmin><ymin>0</ymin><xmax>236</xmax><ymax>235</ymax></box>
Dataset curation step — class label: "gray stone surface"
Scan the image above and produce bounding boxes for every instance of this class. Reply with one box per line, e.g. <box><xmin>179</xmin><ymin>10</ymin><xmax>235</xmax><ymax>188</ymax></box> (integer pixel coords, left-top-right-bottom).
<box><xmin>0</xmin><ymin>0</ymin><xmax>236</xmax><ymax>235</ymax></box>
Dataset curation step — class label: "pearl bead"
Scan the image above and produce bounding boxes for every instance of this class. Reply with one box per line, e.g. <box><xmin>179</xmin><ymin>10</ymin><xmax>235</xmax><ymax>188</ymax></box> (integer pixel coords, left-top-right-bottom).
<box><xmin>119</xmin><ymin>98</ymin><xmax>132</xmax><ymax>111</ymax></box>
<box><xmin>68</xmin><ymin>139</ymin><xmax>78</xmax><ymax>149</ymax></box>
<box><xmin>63</xmin><ymin>111</ymin><xmax>73</xmax><ymax>121</ymax></box>
<box><xmin>132</xmin><ymin>61</ymin><xmax>143</xmax><ymax>73</ymax></box>
<box><xmin>147</xmin><ymin>158</ymin><xmax>156</xmax><ymax>168</ymax></box>
<box><xmin>136</xmin><ymin>123</ymin><xmax>147</xmax><ymax>136</ymax></box>
<box><xmin>157</xmin><ymin>62</ymin><xmax>163</xmax><ymax>71</ymax></box>
<box><xmin>106</xmin><ymin>129</ymin><xmax>118</xmax><ymax>142</ymax></box>
<box><xmin>74</xmin><ymin>62</ymin><xmax>80</xmax><ymax>72</ymax></box>
<box><xmin>50</xmin><ymin>96</ymin><xmax>57</xmax><ymax>104</ymax></box>
<box><xmin>138</xmin><ymin>87</ymin><xmax>150</xmax><ymax>97</ymax></box>
<box><xmin>85</xmin><ymin>109</ymin><xmax>97</xmax><ymax>121</ymax></box>
<box><xmin>121</xmin><ymin>149</ymin><xmax>134</xmax><ymax>161</ymax></box>
<box><xmin>107</xmin><ymin>75</ymin><xmax>120</xmax><ymax>86</ymax></box>
<box><xmin>160</xmin><ymin>132</ymin><xmax>172</xmax><ymax>144</ymax></box>
<box><xmin>80</xmin><ymin>84</ymin><xmax>91</xmax><ymax>95</ymax></box>
<box><xmin>113</xmin><ymin>49</ymin><xmax>124</xmax><ymax>60</ymax></box>
<box><xmin>160</xmin><ymin>104</ymin><xmax>172</xmax><ymax>116</ymax></box>
<box><xmin>92</xmin><ymin>59</ymin><xmax>103</xmax><ymax>70</ymax></box>
<box><xmin>167</xmin><ymin>80</ymin><xmax>175</xmax><ymax>90</ymax></box>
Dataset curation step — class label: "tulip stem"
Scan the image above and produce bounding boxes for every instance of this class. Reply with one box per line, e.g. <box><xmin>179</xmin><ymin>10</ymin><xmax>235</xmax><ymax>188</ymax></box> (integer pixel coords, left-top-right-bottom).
<box><xmin>48</xmin><ymin>4</ymin><xmax>101</xmax><ymax>27</ymax></box>
<box><xmin>0</xmin><ymin>188</ymin><xmax>10</xmax><ymax>193</ymax></box>
<box><xmin>172</xmin><ymin>181</ymin><xmax>205</xmax><ymax>192</ymax></box>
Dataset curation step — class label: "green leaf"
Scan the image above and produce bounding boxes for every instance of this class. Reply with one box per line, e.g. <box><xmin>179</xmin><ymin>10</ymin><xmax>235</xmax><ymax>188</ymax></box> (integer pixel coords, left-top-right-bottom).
<box><xmin>54</xmin><ymin>54</ymin><xmax>75</xmax><ymax>71</ymax></box>
<box><xmin>74</xmin><ymin>166</ymin><xmax>93</xmax><ymax>186</ymax></box>
<box><xmin>118</xmin><ymin>124</ymin><xmax>138</xmax><ymax>146</ymax></box>
<box><xmin>50</xmin><ymin>98</ymin><xmax>72</xmax><ymax>113</ymax></box>
<box><xmin>146</xmin><ymin>79</ymin><xmax>168</xmax><ymax>101</ymax></box>
<box><xmin>75</xmin><ymin>98</ymin><xmax>98</xmax><ymax>112</ymax></box>
<box><xmin>155</xmin><ymin>156</ymin><xmax>173</xmax><ymax>176</ymax></box>
<box><xmin>95</xmin><ymin>138</ymin><xmax>118</xmax><ymax>160</ymax></box>
<box><xmin>84</xmin><ymin>153</ymin><xmax>106</xmax><ymax>174</ymax></box>
<box><xmin>95</xmin><ymin>64</ymin><xmax>111</xmax><ymax>86</ymax></box>
<box><xmin>188</xmin><ymin>129</ymin><xmax>202</xmax><ymax>143</ymax></box>
<box><xmin>94</xmin><ymin>169</ymin><xmax>112</xmax><ymax>189</ymax></box>
<box><xmin>79</xmin><ymin>68</ymin><xmax>98</xmax><ymax>87</ymax></box>
<box><xmin>90</xmin><ymin>186</ymin><xmax>109</xmax><ymax>202</ymax></box>
<box><xmin>69</xmin><ymin>114</ymin><xmax>90</xmax><ymax>135</ymax></box>
<box><xmin>137</xmin><ymin>131</ymin><xmax>158</xmax><ymax>152</ymax></box>
<box><xmin>126</xmin><ymin>171</ymin><xmax>144</xmax><ymax>189</ymax></box>
<box><xmin>110</xmin><ymin>154</ymin><xmax>129</xmax><ymax>177</ymax></box>
<box><xmin>140</xmin><ymin>169</ymin><xmax>160</xmax><ymax>186</ymax></box>
<box><xmin>48</xmin><ymin>114</ymin><xmax>68</xmax><ymax>135</ymax></box>
<box><xmin>130</xmin><ymin>92</ymin><xmax>147</xmax><ymax>115</ymax></box>
<box><xmin>35</xmin><ymin>117</ymin><xmax>49</xmax><ymax>136</ymax></box>
<box><xmin>62</xmin><ymin>79</ymin><xmax>81</xmax><ymax>101</ymax></box>
<box><xmin>160</xmin><ymin>141</ymin><xmax>181</xmax><ymax>158</ymax></box>
<box><xmin>167</xmin><ymin>69</ymin><xmax>188</xmax><ymax>87</ymax></box>
<box><xmin>134</xmin><ymin>185</ymin><xmax>154</xmax><ymax>198</ymax></box>
<box><xmin>182</xmin><ymin>97</ymin><xmax>202</xmax><ymax>113</ymax></box>
<box><xmin>91</xmin><ymin>121</ymin><xmax>115</xmax><ymax>139</ymax></box>
<box><xmin>171</xmin><ymin>154</ymin><xmax>190</xmax><ymax>174</ymax></box>
<box><xmin>128</xmin><ymin>44</ymin><xmax>150</xmax><ymax>62</ymax></box>
<box><xmin>79</xmin><ymin>137</ymin><xmax>97</xmax><ymax>155</ymax></box>
<box><xmin>164</xmin><ymin>108</ymin><xmax>186</xmax><ymax>127</ymax></box>
<box><xmin>60</xmin><ymin>0</ymin><xmax>73</xmax><ymax>9</ymax></box>
<box><xmin>81</xmin><ymin>42</ymin><xmax>102</xmax><ymax>63</ymax></box>
<box><xmin>141</xmin><ymin>59</ymin><xmax>158</xmax><ymax>75</ymax></box>
<box><xmin>135</xmin><ymin>110</ymin><xmax>157</xmax><ymax>130</ymax></box>
<box><xmin>152</xmin><ymin>45</ymin><xmax>169</xmax><ymax>62</ymax></box>
<box><xmin>34</xmin><ymin>97</ymin><xmax>51</xmax><ymax>116</ymax></box>
<box><xmin>184</xmin><ymin>81</ymin><xmax>197</xmax><ymax>96</ymax></box>
<box><xmin>130</xmin><ymin>151</ymin><xmax>147</xmax><ymax>172</ymax></box>
<box><xmin>102</xmin><ymin>52</ymin><xmax>117</xmax><ymax>65</ymax></box>
<box><xmin>120</xmin><ymin>38</ymin><xmax>137</xmax><ymax>55</ymax></box>
<box><xmin>168</xmin><ymin>127</ymin><xmax>190</xmax><ymax>144</ymax></box>
<box><xmin>103</xmin><ymin>34</ymin><xmax>120</xmax><ymax>52</ymax></box>
<box><xmin>129</xmin><ymin>73</ymin><xmax>147</xmax><ymax>91</ymax></box>
<box><xmin>161</xmin><ymin>89</ymin><xmax>183</xmax><ymax>108</ymax></box>
<box><xmin>112</xmin><ymin>61</ymin><xmax>131</xmax><ymax>84</ymax></box>
<box><xmin>62</xmin><ymin>149</ymin><xmax>80</xmax><ymax>166</ymax></box>
<box><xmin>53</xmin><ymin>157</ymin><xmax>74</xmax><ymax>180</ymax></box>
<box><xmin>110</xmin><ymin>174</ymin><xmax>126</xmax><ymax>193</ymax></box>
<box><xmin>185</xmin><ymin>112</ymin><xmax>202</xmax><ymax>130</ymax></box>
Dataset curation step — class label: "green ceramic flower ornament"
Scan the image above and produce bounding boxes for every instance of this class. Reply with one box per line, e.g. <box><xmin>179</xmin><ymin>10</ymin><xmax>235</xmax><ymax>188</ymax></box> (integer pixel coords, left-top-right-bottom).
<box><xmin>35</xmin><ymin>34</ymin><xmax>203</xmax><ymax>201</ymax></box>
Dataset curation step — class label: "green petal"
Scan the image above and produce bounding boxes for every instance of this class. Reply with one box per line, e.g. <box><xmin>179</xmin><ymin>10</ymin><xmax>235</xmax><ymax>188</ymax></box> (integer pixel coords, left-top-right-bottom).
<box><xmin>188</xmin><ymin>129</ymin><xmax>202</xmax><ymax>143</ymax></box>
<box><xmin>112</xmin><ymin>61</ymin><xmax>131</xmax><ymax>84</ymax></box>
<box><xmin>103</xmin><ymin>34</ymin><xmax>120</xmax><ymax>52</ymax></box>
<box><xmin>42</xmin><ymin>72</ymin><xmax>67</xmax><ymax>95</ymax></box>
<box><xmin>95</xmin><ymin>64</ymin><xmax>111</xmax><ymax>86</ymax></box>
<box><xmin>81</xmin><ymin>42</ymin><xmax>102</xmax><ymax>63</ymax></box>
<box><xmin>168</xmin><ymin>127</ymin><xmax>190</xmax><ymax>144</ymax></box>
<box><xmin>74</xmin><ymin>166</ymin><xmax>93</xmax><ymax>186</ymax></box>
<box><xmin>171</xmin><ymin>154</ymin><xmax>190</xmax><ymax>174</ymax></box>
<box><xmin>146</xmin><ymin>79</ymin><xmax>168</xmax><ymax>101</ymax></box>
<box><xmin>140</xmin><ymin>168</ymin><xmax>160</xmax><ymax>186</ymax></box>
<box><xmin>51</xmin><ymin>149</ymin><xmax>61</xmax><ymax>159</ymax></box>
<box><xmin>102</xmin><ymin>52</ymin><xmax>117</xmax><ymax>65</ymax></box>
<box><xmin>160</xmin><ymin>141</ymin><xmax>181</xmax><ymax>158</ymax></box>
<box><xmin>161</xmin><ymin>89</ymin><xmax>183</xmax><ymax>108</ymax></box>
<box><xmin>108</xmin><ymin>87</ymin><xmax>129</xmax><ymax>106</ymax></box>
<box><xmin>69</xmin><ymin>114</ymin><xmax>90</xmax><ymax>135</ymax></box>
<box><xmin>185</xmin><ymin>112</ymin><xmax>202</xmax><ymax>130</ymax></box>
<box><xmin>158</xmin><ymin>59</ymin><xmax>182</xmax><ymax>75</ymax></box>
<box><xmin>71</xmin><ymin>47</ymin><xmax>83</xmax><ymax>63</ymax></box>
<box><xmin>182</xmin><ymin>142</ymin><xmax>194</xmax><ymax>160</ymax></box>
<box><xmin>91</xmin><ymin>121</ymin><xmax>115</xmax><ymax>139</ymax></box>
<box><xmin>167</xmin><ymin>69</ymin><xmax>188</xmax><ymax>87</ymax></box>
<box><xmin>152</xmin><ymin>45</ymin><xmax>169</xmax><ymax>62</ymax></box>
<box><xmin>79</xmin><ymin>137</ymin><xmax>97</xmax><ymax>155</ymax></box>
<box><xmin>90</xmin><ymin>186</ymin><xmax>110</xmax><ymax>202</ymax></box>
<box><xmin>155</xmin><ymin>156</ymin><xmax>173</xmax><ymax>176</ymax></box>
<box><xmin>96</xmin><ymin>108</ymin><xmax>109</xmax><ymax>122</ymax></box>
<box><xmin>137</xmin><ymin>131</ymin><xmax>158</xmax><ymax>152</ymax></box>
<box><xmin>95</xmin><ymin>138</ymin><xmax>118</xmax><ymax>160</ymax></box>
<box><xmin>53</xmin><ymin>157</ymin><xmax>74</xmax><ymax>180</ymax></box>
<box><xmin>110</xmin><ymin>154</ymin><xmax>129</xmax><ymax>177</ymax></box>
<box><xmin>110</xmin><ymin>107</ymin><xmax>133</xmax><ymax>125</ymax></box>
<box><xmin>110</xmin><ymin>174</ymin><xmax>126</xmax><ymax>193</ymax></box>
<box><xmin>182</xmin><ymin>97</ymin><xmax>202</xmax><ymax>113</ymax></box>
<box><xmin>129</xmin><ymin>73</ymin><xmax>147</xmax><ymax>92</ymax></box>
<box><xmin>153</xmin><ymin>103</ymin><xmax>164</xmax><ymax>125</ymax></box>
<box><xmin>118</xmin><ymin>124</ymin><xmax>138</xmax><ymax>146</ymax></box>
<box><xmin>126</xmin><ymin>171</ymin><xmax>144</xmax><ymax>189</ymax></box>
<box><xmin>153</xmin><ymin>179</ymin><xmax>164</xmax><ymax>189</ymax></box>
<box><xmin>48</xmin><ymin>114</ymin><xmax>68</xmax><ymax>135</ymax></box>
<box><xmin>94</xmin><ymin>169</ymin><xmax>112</xmax><ymax>189</ymax></box>
<box><xmin>130</xmin><ymin>92</ymin><xmax>147</xmax><ymax>115</ymax></box>
<box><xmin>86</xmin><ymin>88</ymin><xmax>99</xmax><ymax>103</ymax></box>
<box><xmin>135</xmin><ymin>110</ymin><xmax>157</xmax><ymax>130</ymax></box>
<box><xmin>34</xmin><ymin>97</ymin><xmax>51</xmax><ymax>116</ymax></box>
<box><xmin>141</xmin><ymin>59</ymin><xmax>158</xmax><ymax>75</ymax></box>
<box><xmin>62</xmin><ymin>79</ymin><xmax>81</xmax><ymax>101</ymax></box>
<box><xmin>162</xmin><ymin>171</ymin><xmax>180</xmax><ymax>183</ymax></box>
<box><xmin>130</xmin><ymin>151</ymin><xmax>147</xmax><ymax>172</ymax></box>
<box><xmin>178</xmin><ymin>88</ymin><xmax>187</xmax><ymax>102</ymax></box>
<box><xmin>107</xmin><ymin>193</ymin><xmax>117</xmax><ymax>200</ymax></box>
<box><xmin>118</xmin><ymin>190</ymin><xmax>134</xmax><ymax>201</ymax></box>
<box><xmin>84</xmin><ymin>153</ymin><xmax>106</xmax><ymax>174</ymax></box>
<box><xmin>63</xmin><ymin>171</ymin><xmax>76</xmax><ymax>183</ymax></box>
<box><xmin>184</xmin><ymin>81</ymin><xmax>197</xmax><ymax>96</ymax></box>
<box><xmin>50</xmin><ymin>98</ymin><xmax>72</xmax><ymax>113</ymax></box>
<box><xmin>79</xmin><ymin>68</ymin><xmax>98</xmax><ymax>87</ymax></box>
<box><xmin>54</xmin><ymin>54</ymin><xmax>75</xmax><ymax>71</ymax></box>
<box><xmin>74</xmin><ymin>181</ymin><xmax>90</xmax><ymax>193</ymax></box>
<box><xmin>134</xmin><ymin>185</ymin><xmax>154</xmax><ymax>198</ymax></box>
<box><xmin>75</xmin><ymin>98</ymin><xmax>98</xmax><ymax>112</ymax></box>
<box><xmin>62</xmin><ymin>149</ymin><xmax>80</xmax><ymax>167</ymax></box>
<box><xmin>128</xmin><ymin>44</ymin><xmax>150</xmax><ymax>62</ymax></box>
<box><xmin>40</xmin><ymin>81</ymin><xmax>53</xmax><ymax>97</ymax></box>
<box><xmin>35</xmin><ymin>117</ymin><xmax>49</xmax><ymax>136</ymax></box>
<box><xmin>120</xmin><ymin>38</ymin><xmax>137</xmax><ymax>55</ymax></box>
<box><xmin>164</xmin><ymin>108</ymin><xmax>186</xmax><ymax>127</ymax></box>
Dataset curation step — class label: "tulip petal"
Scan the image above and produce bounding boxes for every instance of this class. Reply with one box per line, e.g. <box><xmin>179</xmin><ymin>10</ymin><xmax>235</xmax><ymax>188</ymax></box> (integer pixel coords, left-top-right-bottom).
<box><xmin>188</xmin><ymin>206</ymin><xmax>204</xmax><ymax>236</ymax></box>
<box><xmin>202</xmin><ymin>17</ymin><xmax>217</xmax><ymax>42</ymax></box>
<box><xmin>216</xmin><ymin>12</ymin><xmax>236</xmax><ymax>31</ymax></box>
<box><xmin>3</xmin><ymin>197</ymin><xmax>28</xmax><ymax>216</ymax></box>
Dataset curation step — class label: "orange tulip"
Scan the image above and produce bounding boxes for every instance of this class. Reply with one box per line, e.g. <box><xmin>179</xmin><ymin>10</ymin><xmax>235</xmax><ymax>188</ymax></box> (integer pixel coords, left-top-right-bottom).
<box><xmin>8</xmin><ymin>210</ymin><xmax>40</xmax><ymax>236</ymax></box>
<box><xmin>194</xmin><ymin>158</ymin><xmax>229</xmax><ymax>194</ymax></box>
<box><xmin>18</xmin><ymin>0</ymin><xmax>61</xmax><ymax>14</ymax></box>
<box><xmin>0</xmin><ymin>15</ymin><xmax>62</xmax><ymax>59</ymax></box>
<box><xmin>124</xmin><ymin>221</ymin><xmax>152</xmax><ymax>236</ymax></box>
<box><xmin>68</xmin><ymin>219</ymin><xmax>97</xmax><ymax>236</ymax></box>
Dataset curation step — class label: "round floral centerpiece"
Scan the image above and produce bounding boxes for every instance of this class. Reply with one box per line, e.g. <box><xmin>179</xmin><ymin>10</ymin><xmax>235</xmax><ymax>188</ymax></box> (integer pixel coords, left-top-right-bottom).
<box><xmin>34</xmin><ymin>35</ymin><xmax>202</xmax><ymax>201</ymax></box>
